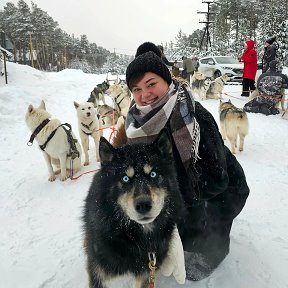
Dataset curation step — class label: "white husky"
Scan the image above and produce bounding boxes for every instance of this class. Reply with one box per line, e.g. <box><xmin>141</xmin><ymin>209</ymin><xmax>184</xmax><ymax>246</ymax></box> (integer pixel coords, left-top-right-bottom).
<box><xmin>25</xmin><ymin>100</ymin><xmax>82</xmax><ymax>181</ymax></box>
<box><xmin>74</xmin><ymin>101</ymin><xmax>103</xmax><ymax>166</ymax></box>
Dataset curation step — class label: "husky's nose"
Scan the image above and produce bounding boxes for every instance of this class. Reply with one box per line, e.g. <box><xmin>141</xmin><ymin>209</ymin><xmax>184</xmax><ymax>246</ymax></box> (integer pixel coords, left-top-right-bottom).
<box><xmin>87</xmin><ymin>112</ymin><xmax>91</xmax><ymax>117</ymax></box>
<box><xmin>134</xmin><ymin>196</ymin><xmax>152</xmax><ymax>214</ymax></box>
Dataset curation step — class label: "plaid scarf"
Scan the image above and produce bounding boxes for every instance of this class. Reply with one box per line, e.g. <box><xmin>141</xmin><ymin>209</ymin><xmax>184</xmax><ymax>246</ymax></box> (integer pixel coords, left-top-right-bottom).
<box><xmin>125</xmin><ymin>81</ymin><xmax>200</xmax><ymax>169</ymax></box>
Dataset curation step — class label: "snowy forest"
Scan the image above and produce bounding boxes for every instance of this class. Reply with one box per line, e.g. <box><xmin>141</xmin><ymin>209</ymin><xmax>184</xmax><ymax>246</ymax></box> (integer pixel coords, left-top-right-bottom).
<box><xmin>0</xmin><ymin>0</ymin><xmax>287</xmax><ymax>74</ymax></box>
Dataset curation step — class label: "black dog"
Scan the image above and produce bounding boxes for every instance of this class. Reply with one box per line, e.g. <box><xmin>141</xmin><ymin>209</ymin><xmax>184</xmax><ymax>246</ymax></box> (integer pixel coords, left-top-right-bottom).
<box><xmin>83</xmin><ymin>129</ymin><xmax>186</xmax><ymax>287</ymax></box>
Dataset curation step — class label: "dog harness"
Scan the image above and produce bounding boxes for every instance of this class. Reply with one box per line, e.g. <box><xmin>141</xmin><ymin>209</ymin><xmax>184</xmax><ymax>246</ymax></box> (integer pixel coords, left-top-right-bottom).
<box><xmin>81</xmin><ymin>121</ymin><xmax>94</xmax><ymax>135</ymax></box>
<box><xmin>27</xmin><ymin>121</ymin><xmax>80</xmax><ymax>159</ymax></box>
<box><xmin>27</xmin><ymin>118</ymin><xmax>50</xmax><ymax>146</ymax></box>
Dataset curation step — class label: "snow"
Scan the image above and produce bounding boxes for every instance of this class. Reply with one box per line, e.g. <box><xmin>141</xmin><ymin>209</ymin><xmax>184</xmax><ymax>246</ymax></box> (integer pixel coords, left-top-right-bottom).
<box><xmin>1</xmin><ymin>62</ymin><xmax>288</xmax><ymax>288</ymax></box>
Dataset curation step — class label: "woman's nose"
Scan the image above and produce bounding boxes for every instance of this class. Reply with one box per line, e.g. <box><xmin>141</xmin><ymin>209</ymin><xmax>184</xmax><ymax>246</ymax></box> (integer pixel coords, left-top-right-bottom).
<box><xmin>141</xmin><ymin>90</ymin><xmax>151</xmax><ymax>98</ymax></box>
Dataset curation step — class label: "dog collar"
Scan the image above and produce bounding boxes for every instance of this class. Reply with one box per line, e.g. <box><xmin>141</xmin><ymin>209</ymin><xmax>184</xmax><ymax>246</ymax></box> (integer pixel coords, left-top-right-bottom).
<box><xmin>27</xmin><ymin>118</ymin><xmax>50</xmax><ymax>146</ymax></box>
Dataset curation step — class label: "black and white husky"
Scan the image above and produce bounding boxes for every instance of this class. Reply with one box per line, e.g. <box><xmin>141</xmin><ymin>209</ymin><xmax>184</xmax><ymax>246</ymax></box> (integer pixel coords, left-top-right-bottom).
<box><xmin>83</xmin><ymin>129</ymin><xmax>186</xmax><ymax>288</ymax></box>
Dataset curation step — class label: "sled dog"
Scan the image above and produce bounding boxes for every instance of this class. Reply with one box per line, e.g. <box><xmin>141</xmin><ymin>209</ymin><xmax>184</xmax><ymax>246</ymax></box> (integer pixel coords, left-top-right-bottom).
<box><xmin>87</xmin><ymin>80</ymin><xmax>110</xmax><ymax>107</ymax></box>
<box><xmin>191</xmin><ymin>77</ymin><xmax>212</xmax><ymax>100</ymax></box>
<box><xmin>83</xmin><ymin>129</ymin><xmax>186</xmax><ymax>288</ymax></box>
<box><xmin>107</xmin><ymin>82</ymin><xmax>131</xmax><ymax>117</ymax></box>
<box><xmin>206</xmin><ymin>74</ymin><xmax>230</xmax><ymax>99</ymax></box>
<box><xmin>96</xmin><ymin>104</ymin><xmax>121</xmax><ymax>129</ymax></box>
<box><xmin>219</xmin><ymin>100</ymin><xmax>249</xmax><ymax>154</ymax></box>
<box><xmin>25</xmin><ymin>100</ymin><xmax>81</xmax><ymax>181</ymax></box>
<box><xmin>191</xmin><ymin>71</ymin><xmax>206</xmax><ymax>82</ymax></box>
<box><xmin>74</xmin><ymin>101</ymin><xmax>102</xmax><ymax>165</ymax></box>
<box><xmin>172</xmin><ymin>76</ymin><xmax>191</xmax><ymax>88</ymax></box>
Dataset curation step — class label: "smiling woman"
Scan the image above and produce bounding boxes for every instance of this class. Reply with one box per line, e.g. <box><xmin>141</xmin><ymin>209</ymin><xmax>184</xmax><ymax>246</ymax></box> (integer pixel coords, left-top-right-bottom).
<box><xmin>112</xmin><ymin>41</ymin><xmax>250</xmax><ymax>282</ymax></box>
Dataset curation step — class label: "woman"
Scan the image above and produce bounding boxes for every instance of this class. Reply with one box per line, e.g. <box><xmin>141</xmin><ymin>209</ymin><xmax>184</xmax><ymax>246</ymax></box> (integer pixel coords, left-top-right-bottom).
<box><xmin>240</xmin><ymin>39</ymin><xmax>258</xmax><ymax>97</ymax></box>
<box><xmin>113</xmin><ymin>42</ymin><xmax>250</xmax><ymax>281</ymax></box>
<box><xmin>262</xmin><ymin>37</ymin><xmax>279</xmax><ymax>73</ymax></box>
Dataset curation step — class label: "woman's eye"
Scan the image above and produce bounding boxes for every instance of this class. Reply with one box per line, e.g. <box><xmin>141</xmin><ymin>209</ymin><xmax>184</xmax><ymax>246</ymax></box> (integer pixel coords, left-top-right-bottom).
<box><xmin>148</xmin><ymin>82</ymin><xmax>156</xmax><ymax>88</ymax></box>
<box><xmin>150</xmin><ymin>171</ymin><xmax>157</xmax><ymax>178</ymax></box>
<box><xmin>132</xmin><ymin>88</ymin><xmax>141</xmax><ymax>93</ymax></box>
<box><xmin>122</xmin><ymin>175</ymin><xmax>130</xmax><ymax>183</ymax></box>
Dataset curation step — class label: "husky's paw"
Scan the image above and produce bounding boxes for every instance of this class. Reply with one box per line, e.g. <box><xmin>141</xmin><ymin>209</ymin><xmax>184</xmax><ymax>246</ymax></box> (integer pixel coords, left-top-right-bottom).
<box><xmin>60</xmin><ymin>174</ymin><xmax>68</xmax><ymax>181</ymax></box>
<box><xmin>48</xmin><ymin>175</ymin><xmax>56</xmax><ymax>181</ymax></box>
<box><xmin>160</xmin><ymin>258</ymin><xmax>174</xmax><ymax>277</ymax></box>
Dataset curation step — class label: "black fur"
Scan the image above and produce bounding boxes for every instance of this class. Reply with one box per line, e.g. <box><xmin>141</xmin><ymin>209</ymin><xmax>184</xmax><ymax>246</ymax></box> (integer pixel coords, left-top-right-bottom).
<box><xmin>83</xmin><ymin>129</ymin><xmax>183</xmax><ymax>287</ymax></box>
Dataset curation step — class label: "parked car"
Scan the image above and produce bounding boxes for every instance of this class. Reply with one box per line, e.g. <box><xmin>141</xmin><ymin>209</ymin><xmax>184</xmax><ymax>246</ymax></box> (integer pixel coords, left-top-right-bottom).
<box><xmin>198</xmin><ymin>56</ymin><xmax>244</xmax><ymax>82</ymax></box>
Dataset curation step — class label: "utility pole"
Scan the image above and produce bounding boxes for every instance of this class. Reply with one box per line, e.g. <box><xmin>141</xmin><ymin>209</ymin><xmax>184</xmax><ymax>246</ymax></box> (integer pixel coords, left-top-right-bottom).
<box><xmin>198</xmin><ymin>0</ymin><xmax>215</xmax><ymax>51</ymax></box>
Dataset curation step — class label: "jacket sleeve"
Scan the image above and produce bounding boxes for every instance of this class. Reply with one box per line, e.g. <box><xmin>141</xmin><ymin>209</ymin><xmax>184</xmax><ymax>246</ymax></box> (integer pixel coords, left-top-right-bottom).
<box><xmin>191</xmin><ymin>102</ymin><xmax>229</xmax><ymax>200</ymax></box>
<box><xmin>241</xmin><ymin>50</ymin><xmax>256</xmax><ymax>63</ymax></box>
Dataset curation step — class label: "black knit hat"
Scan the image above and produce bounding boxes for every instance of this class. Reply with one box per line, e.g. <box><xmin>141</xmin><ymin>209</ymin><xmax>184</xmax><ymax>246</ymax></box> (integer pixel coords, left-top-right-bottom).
<box><xmin>126</xmin><ymin>42</ymin><xmax>172</xmax><ymax>90</ymax></box>
<box><xmin>266</xmin><ymin>36</ymin><xmax>276</xmax><ymax>45</ymax></box>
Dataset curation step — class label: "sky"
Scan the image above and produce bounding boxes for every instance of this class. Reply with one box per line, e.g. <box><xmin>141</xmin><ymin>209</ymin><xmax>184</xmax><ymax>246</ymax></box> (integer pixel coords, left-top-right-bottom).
<box><xmin>0</xmin><ymin>0</ymin><xmax>207</xmax><ymax>55</ymax></box>
<box><xmin>0</xmin><ymin>62</ymin><xmax>288</xmax><ymax>287</ymax></box>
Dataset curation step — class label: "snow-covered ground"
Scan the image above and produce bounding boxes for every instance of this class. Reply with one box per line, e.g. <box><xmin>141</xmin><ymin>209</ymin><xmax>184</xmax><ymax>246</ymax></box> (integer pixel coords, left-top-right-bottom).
<box><xmin>0</xmin><ymin>62</ymin><xmax>288</xmax><ymax>288</ymax></box>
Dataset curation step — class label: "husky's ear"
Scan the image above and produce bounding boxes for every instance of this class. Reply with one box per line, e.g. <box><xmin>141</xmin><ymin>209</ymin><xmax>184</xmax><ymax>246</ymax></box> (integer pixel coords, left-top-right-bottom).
<box><xmin>99</xmin><ymin>136</ymin><xmax>115</xmax><ymax>164</ymax></box>
<box><xmin>74</xmin><ymin>101</ymin><xmax>79</xmax><ymax>109</ymax></box>
<box><xmin>154</xmin><ymin>128</ymin><xmax>173</xmax><ymax>157</ymax></box>
<box><xmin>39</xmin><ymin>100</ymin><xmax>46</xmax><ymax>110</ymax></box>
<box><xmin>220</xmin><ymin>100</ymin><xmax>223</xmax><ymax>104</ymax></box>
<box><xmin>28</xmin><ymin>104</ymin><xmax>34</xmax><ymax>113</ymax></box>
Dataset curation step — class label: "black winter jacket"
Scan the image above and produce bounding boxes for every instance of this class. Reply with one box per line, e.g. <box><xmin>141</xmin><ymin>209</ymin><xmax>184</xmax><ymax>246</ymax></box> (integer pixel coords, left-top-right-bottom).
<box><xmin>262</xmin><ymin>43</ymin><xmax>279</xmax><ymax>73</ymax></box>
<box><xmin>171</xmin><ymin>102</ymin><xmax>249</xmax><ymax>263</ymax></box>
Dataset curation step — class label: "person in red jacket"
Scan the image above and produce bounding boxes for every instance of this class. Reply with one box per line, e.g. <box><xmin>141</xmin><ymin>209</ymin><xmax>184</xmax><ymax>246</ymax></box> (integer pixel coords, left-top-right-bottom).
<box><xmin>240</xmin><ymin>39</ymin><xmax>258</xmax><ymax>97</ymax></box>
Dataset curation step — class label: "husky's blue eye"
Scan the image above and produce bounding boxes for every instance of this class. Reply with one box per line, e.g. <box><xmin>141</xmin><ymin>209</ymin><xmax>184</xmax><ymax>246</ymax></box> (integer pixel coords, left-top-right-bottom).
<box><xmin>150</xmin><ymin>171</ymin><xmax>157</xmax><ymax>178</ymax></box>
<box><xmin>122</xmin><ymin>175</ymin><xmax>130</xmax><ymax>182</ymax></box>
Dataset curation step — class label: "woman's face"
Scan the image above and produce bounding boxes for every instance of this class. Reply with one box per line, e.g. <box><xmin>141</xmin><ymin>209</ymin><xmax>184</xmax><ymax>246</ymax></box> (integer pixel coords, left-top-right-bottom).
<box><xmin>131</xmin><ymin>72</ymin><xmax>169</xmax><ymax>106</ymax></box>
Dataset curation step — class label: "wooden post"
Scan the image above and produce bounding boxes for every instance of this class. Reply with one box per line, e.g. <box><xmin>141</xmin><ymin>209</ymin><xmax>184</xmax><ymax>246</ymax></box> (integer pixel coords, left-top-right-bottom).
<box><xmin>29</xmin><ymin>32</ymin><xmax>34</xmax><ymax>68</ymax></box>
<box><xmin>3</xmin><ymin>52</ymin><xmax>8</xmax><ymax>84</ymax></box>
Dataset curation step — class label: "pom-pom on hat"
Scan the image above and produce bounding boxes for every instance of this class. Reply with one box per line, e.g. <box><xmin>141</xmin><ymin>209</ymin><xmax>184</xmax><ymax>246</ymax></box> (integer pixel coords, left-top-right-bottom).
<box><xmin>266</xmin><ymin>36</ymin><xmax>276</xmax><ymax>45</ymax></box>
<box><xmin>135</xmin><ymin>42</ymin><xmax>162</xmax><ymax>58</ymax></box>
<box><xmin>126</xmin><ymin>42</ymin><xmax>172</xmax><ymax>91</ymax></box>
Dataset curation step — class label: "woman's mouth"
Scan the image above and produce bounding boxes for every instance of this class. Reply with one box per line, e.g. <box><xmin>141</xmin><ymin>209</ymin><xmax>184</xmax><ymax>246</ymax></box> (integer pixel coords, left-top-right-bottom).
<box><xmin>144</xmin><ymin>97</ymin><xmax>158</xmax><ymax>105</ymax></box>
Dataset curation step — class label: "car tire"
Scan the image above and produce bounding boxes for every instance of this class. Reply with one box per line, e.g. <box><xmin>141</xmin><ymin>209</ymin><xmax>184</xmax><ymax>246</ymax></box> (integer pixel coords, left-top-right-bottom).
<box><xmin>214</xmin><ymin>70</ymin><xmax>222</xmax><ymax>79</ymax></box>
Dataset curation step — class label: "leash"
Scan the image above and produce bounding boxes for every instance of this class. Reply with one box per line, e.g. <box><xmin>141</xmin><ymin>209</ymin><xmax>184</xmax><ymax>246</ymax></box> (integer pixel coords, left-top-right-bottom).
<box><xmin>95</xmin><ymin>110</ymin><xmax>118</xmax><ymax>142</ymax></box>
<box><xmin>148</xmin><ymin>252</ymin><xmax>157</xmax><ymax>288</ymax></box>
<box><xmin>70</xmin><ymin>111</ymin><xmax>118</xmax><ymax>180</ymax></box>
<box><xmin>70</xmin><ymin>168</ymin><xmax>100</xmax><ymax>180</ymax></box>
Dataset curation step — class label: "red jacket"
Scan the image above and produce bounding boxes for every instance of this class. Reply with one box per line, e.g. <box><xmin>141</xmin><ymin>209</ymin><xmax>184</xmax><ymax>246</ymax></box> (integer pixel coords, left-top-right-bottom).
<box><xmin>240</xmin><ymin>40</ymin><xmax>258</xmax><ymax>80</ymax></box>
